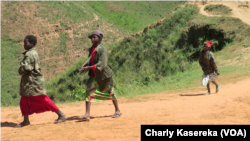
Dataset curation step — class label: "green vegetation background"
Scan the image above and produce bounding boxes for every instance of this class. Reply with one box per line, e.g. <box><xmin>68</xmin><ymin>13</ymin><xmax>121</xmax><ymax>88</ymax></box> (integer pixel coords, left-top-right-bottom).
<box><xmin>1</xmin><ymin>1</ymin><xmax>185</xmax><ymax>106</ymax></box>
<box><xmin>46</xmin><ymin>5</ymin><xmax>250</xmax><ymax>104</ymax></box>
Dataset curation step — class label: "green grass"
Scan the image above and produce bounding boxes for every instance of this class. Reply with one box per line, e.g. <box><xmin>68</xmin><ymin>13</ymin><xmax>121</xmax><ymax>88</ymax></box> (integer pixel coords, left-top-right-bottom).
<box><xmin>47</xmin><ymin>5</ymin><xmax>200</xmax><ymax>100</ymax></box>
<box><xmin>85</xmin><ymin>1</ymin><xmax>186</xmax><ymax>32</ymax></box>
<box><xmin>118</xmin><ymin>63</ymin><xmax>250</xmax><ymax>98</ymax></box>
<box><xmin>2</xmin><ymin>2</ymin><xmax>250</xmax><ymax>107</ymax></box>
<box><xmin>45</xmin><ymin>56</ymin><xmax>89</xmax><ymax>103</ymax></box>
<box><xmin>238</xmin><ymin>5</ymin><xmax>249</xmax><ymax>8</ymax></box>
<box><xmin>37</xmin><ymin>1</ymin><xmax>94</xmax><ymax>25</ymax></box>
<box><xmin>1</xmin><ymin>35</ymin><xmax>22</xmax><ymax>106</ymax></box>
<box><xmin>1</xmin><ymin>1</ymin><xmax>186</xmax><ymax>106</ymax></box>
<box><xmin>44</xmin><ymin>5</ymin><xmax>250</xmax><ymax>104</ymax></box>
<box><xmin>204</xmin><ymin>4</ymin><xmax>232</xmax><ymax>15</ymax></box>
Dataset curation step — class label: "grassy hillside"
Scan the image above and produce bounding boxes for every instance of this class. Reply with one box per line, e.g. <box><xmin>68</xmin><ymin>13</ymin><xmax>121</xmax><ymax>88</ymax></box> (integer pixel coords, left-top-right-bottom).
<box><xmin>45</xmin><ymin>4</ymin><xmax>250</xmax><ymax>103</ymax></box>
<box><xmin>85</xmin><ymin>1</ymin><xmax>185</xmax><ymax>32</ymax></box>
<box><xmin>1</xmin><ymin>1</ymin><xmax>185</xmax><ymax>106</ymax></box>
<box><xmin>204</xmin><ymin>4</ymin><xmax>232</xmax><ymax>15</ymax></box>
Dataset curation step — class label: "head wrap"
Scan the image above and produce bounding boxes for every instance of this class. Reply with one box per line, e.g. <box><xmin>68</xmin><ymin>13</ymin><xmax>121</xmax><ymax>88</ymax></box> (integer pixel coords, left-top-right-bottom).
<box><xmin>204</xmin><ymin>41</ymin><xmax>212</xmax><ymax>48</ymax></box>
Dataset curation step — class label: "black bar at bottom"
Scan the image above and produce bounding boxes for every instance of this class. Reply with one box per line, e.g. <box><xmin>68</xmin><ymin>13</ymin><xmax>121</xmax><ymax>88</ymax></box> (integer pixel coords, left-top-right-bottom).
<box><xmin>141</xmin><ymin>125</ymin><xmax>250</xmax><ymax>140</ymax></box>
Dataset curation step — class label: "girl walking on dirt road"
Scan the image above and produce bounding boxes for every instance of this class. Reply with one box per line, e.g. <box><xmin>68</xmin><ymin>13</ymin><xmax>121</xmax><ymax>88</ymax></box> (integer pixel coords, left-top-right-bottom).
<box><xmin>199</xmin><ymin>41</ymin><xmax>221</xmax><ymax>95</ymax></box>
<box><xmin>78</xmin><ymin>30</ymin><xmax>122</xmax><ymax>121</ymax></box>
<box><xmin>16</xmin><ymin>35</ymin><xmax>67</xmax><ymax>127</ymax></box>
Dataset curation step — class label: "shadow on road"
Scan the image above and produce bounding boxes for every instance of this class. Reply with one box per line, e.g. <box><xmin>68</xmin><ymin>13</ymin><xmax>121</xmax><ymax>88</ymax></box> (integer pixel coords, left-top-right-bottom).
<box><xmin>179</xmin><ymin>93</ymin><xmax>206</xmax><ymax>96</ymax></box>
<box><xmin>1</xmin><ymin>122</ymin><xmax>18</xmax><ymax>127</ymax></box>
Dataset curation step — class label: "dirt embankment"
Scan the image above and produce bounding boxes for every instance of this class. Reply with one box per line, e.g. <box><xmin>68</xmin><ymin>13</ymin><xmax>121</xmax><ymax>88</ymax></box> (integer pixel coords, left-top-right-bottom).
<box><xmin>194</xmin><ymin>1</ymin><xmax>250</xmax><ymax>26</ymax></box>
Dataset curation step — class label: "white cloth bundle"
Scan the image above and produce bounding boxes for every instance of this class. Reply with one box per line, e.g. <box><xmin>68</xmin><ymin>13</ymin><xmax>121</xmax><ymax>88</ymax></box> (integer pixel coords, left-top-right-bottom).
<box><xmin>201</xmin><ymin>73</ymin><xmax>218</xmax><ymax>86</ymax></box>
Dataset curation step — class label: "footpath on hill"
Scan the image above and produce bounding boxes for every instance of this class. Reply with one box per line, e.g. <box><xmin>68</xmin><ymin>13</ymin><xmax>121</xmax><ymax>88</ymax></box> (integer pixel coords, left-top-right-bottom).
<box><xmin>1</xmin><ymin>2</ymin><xmax>250</xmax><ymax>141</ymax></box>
<box><xmin>194</xmin><ymin>1</ymin><xmax>250</xmax><ymax>26</ymax></box>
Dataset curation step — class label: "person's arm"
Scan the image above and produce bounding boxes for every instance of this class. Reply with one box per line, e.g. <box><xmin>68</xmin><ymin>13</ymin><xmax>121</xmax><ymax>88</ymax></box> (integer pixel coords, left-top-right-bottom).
<box><xmin>199</xmin><ymin>51</ymin><xmax>205</xmax><ymax>68</ymax></box>
<box><xmin>19</xmin><ymin>55</ymin><xmax>34</xmax><ymax>75</ymax></box>
<box><xmin>210</xmin><ymin>53</ymin><xmax>219</xmax><ymax>75</ymax></box>
<box><xmin>80</xmin><ymin>47</ymin><xmax>92</xmax><ymax>72</ymax></box>
<box><xmin>95</xmin><ymin>46</ymin><xmax>107</xmax><ymax>71</ymax></box>
<box><xmin>82</xmin><ymin>46</ymin><xmax>107</xmax><ymax>71</ymax></box>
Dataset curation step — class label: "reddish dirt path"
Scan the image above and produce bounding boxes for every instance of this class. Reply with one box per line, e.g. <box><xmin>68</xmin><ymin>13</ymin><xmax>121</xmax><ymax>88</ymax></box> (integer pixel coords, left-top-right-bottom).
<box><xmin>194</xmin><ymin>1</ymin><xmax>250</xmax><ymax>26</ymax></box>
<box><xmin>1</xmin><ymin>76</ymin><xmax>250</xmax><ymax>141</ymax></box>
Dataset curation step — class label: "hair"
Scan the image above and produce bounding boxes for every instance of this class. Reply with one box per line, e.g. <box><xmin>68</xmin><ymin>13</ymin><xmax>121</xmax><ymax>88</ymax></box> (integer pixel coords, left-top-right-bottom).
<box><xmin>25</xmin><ymin>35</ymin><xmax>37</xmax><ymax>46</ymax></box>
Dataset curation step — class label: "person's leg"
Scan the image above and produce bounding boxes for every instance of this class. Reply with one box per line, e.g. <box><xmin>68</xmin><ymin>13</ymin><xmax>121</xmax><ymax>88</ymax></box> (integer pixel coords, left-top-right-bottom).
<box><xmin>206</xmin><ymin>82</ymin><xmax>211</xmax><ymax>95</ymax></box>
<box><xmin>212</xmin><ymin>81</ymin><xmax>220</xmax><ymax>93</ymax></box>
<box><xmin>211</xmin><ymin>81</ymin><xmax>218</xmax><ymax>87</ymax></box>
<box><xmin>16</xmin><ymin>96</ymin><xmax>30</xmax><ymax>127</ymax></box>
<box><xmin>56</xmin><ymin>109</ymin><xmax>65</xmax><ymax>118</ymax></box>
<box><xmin>112</xmin><ymin>100</ymin><xmax>120</xmax><ymax>114</ymax></box>
<box><xmin>15</xmin><ymin>115</ymin><xmax>30</xmax><ymax>127</ymax></box>
<box><xmin>112</xmin><ymin>99</ymin><xmax>122</xmax><ymax>118</ymax></box>
<box><xmin>55</xmin><ymin>109</ymin><xmax>67</xmax><ymax>123</ymax></box>
<box><xmin>79</xmin><ymin>101</ymin><xmax>91</xmax><ymax>120</ymax></box>
<box><xmin>85</xmin><ymin>101</ymin><xmax>91</xmax><ymax>118</ymax></box>
<box><xmin>79</xmin><ymin>79</ymin><xmax>93</xmax><ymax>120</ymax></box>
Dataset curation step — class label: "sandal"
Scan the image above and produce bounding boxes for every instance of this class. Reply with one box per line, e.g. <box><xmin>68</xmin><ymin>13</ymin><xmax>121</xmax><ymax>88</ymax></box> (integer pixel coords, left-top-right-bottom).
<box><xmin>78</xmin><ymin>116</ymin><xmax>90</xmax><ymax>121</ymax></box>
<box><xmin>112</xmin><ymin>113</ymin><xmax>122</xmax><ymax>118</ymax></box>
<box><xmin>15</xmin><ymin>122</ymin><xmax>30</xmax><ymax>128</ymax></box>
<box><xmin>216</xmin><ymin>84</ymin><xmax>221</xmax><ymax>93</ymax></box>
<box><xmin>55</xmin><ymin>116</ymin><xmax>67</xmax><ymax>124</ymax></box>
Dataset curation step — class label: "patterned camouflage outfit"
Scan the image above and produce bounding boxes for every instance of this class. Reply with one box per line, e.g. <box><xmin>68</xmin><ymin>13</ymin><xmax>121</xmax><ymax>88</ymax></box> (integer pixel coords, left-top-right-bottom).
<box><xmin>18</xmin><ymin>47</ymin><xmax>59</xmax><ymax>116</ymax></box>
<box><xmin>19</xmin><ymin>48</ymin><xmax>47</xmax><ymax>96</ymax></box>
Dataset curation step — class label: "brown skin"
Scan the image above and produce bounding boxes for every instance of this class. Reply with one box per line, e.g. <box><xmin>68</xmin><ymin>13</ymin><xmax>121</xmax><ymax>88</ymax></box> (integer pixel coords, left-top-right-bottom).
<box><xmin>23</xmin><ymin>39</ymin><xmax>33</xmax><ymax>50</ymax></box>
<box><xmin>16</xmin><ymin>38</ymin><xmax>66</xmax><ymax>127</ymax></box>
<box><xmin>18</xmin><ymin>39</ymin><xmax>35</xmax><ymax>75</ymax></box>
<box><xmin>203</xmin><ymin>44</ymin><xmax>220</xmax><ymax>94</ymax></box>
<box><xmin>81</xmin><ymin>35</ymin><xmax>101</xmax><ymax>71</ymax></box>
<box><xmin>79</xmin><ymin>34</ymin><xmax>121</xmax><ymax>120</ymax></box>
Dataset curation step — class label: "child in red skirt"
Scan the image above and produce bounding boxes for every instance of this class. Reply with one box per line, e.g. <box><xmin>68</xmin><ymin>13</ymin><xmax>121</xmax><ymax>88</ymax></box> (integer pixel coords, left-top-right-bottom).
<box><xmin>16</xmin><ymin>35</ymin><xmax>67</xmax><ymax>127</ymax></box>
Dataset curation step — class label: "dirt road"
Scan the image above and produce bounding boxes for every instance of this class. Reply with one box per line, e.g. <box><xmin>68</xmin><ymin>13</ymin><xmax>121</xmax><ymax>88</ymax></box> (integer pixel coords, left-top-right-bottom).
<box><xmin>195</xmin><ymin>1</ymin><xmax>250</xmax><ymax>26</ymax></box>
<box><xmin>1</xmin><ymin>76</ymin><xmax>250</xmax><ymax>141</ymax></box>
<box><xmin>2</xmin><ymin>2</ymin><xmax>250</xmax><ymax>141</ymax></box>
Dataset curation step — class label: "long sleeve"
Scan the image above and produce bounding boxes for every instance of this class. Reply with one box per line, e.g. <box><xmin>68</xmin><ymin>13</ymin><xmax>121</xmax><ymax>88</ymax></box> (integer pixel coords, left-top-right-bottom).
<box><xmin>210</xmin><ymin>54</ymin><xmax>219</xmax><ymax>74</ymax></box>
<box><xmin>199</xmin><ymin>51</ymin><xmax>205</xmax><ymax>68</ymax></box>
<box><xmin>95</xmin><ymin>46</ymin><xmax>108</xmax><ymax>71</ymax></box>
<box><xmin>19</xmin><ymin>55</ymin><xmax>34</xmax><ymax>75</ymax></box>
<box><xmin>19</xmin><ymin>48</ymin><xmax>46</xmax><ymax>96</ymax></box>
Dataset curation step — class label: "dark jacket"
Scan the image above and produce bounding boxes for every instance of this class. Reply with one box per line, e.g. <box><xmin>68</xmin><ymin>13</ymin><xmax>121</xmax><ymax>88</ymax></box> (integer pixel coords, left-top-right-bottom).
<box><xmin>199</xmin><ymin>50</ymin><xmax>219</xmax><ymax>75</ymax></box>
<box><xmin>86</xmin><ymin>44</ymin><xmax>113</xmax><ymax>91</ymax></box>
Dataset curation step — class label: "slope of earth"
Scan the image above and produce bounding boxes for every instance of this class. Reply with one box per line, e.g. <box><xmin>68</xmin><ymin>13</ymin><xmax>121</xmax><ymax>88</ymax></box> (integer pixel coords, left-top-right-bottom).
<box><xmin>192</xmin><ymin>1</ymin><xmax>250</xmax><ymax>26</ymax></box>
<box><xmin>1</xmin><ymin>2</ymin><xmax>250</xmax><ymax>141</ymax></box>
<box><xmin>1</xmin><ymin>1</ymin><xmax>184</xmax><ymax>106</ymax></box>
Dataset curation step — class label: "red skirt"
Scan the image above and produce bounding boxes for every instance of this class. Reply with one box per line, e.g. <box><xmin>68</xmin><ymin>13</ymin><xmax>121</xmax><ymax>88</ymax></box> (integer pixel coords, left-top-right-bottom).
<box><xmin>20</xmin><ymin>95</ymin><xmax>59</xmax><ymax>116</ymax></box>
